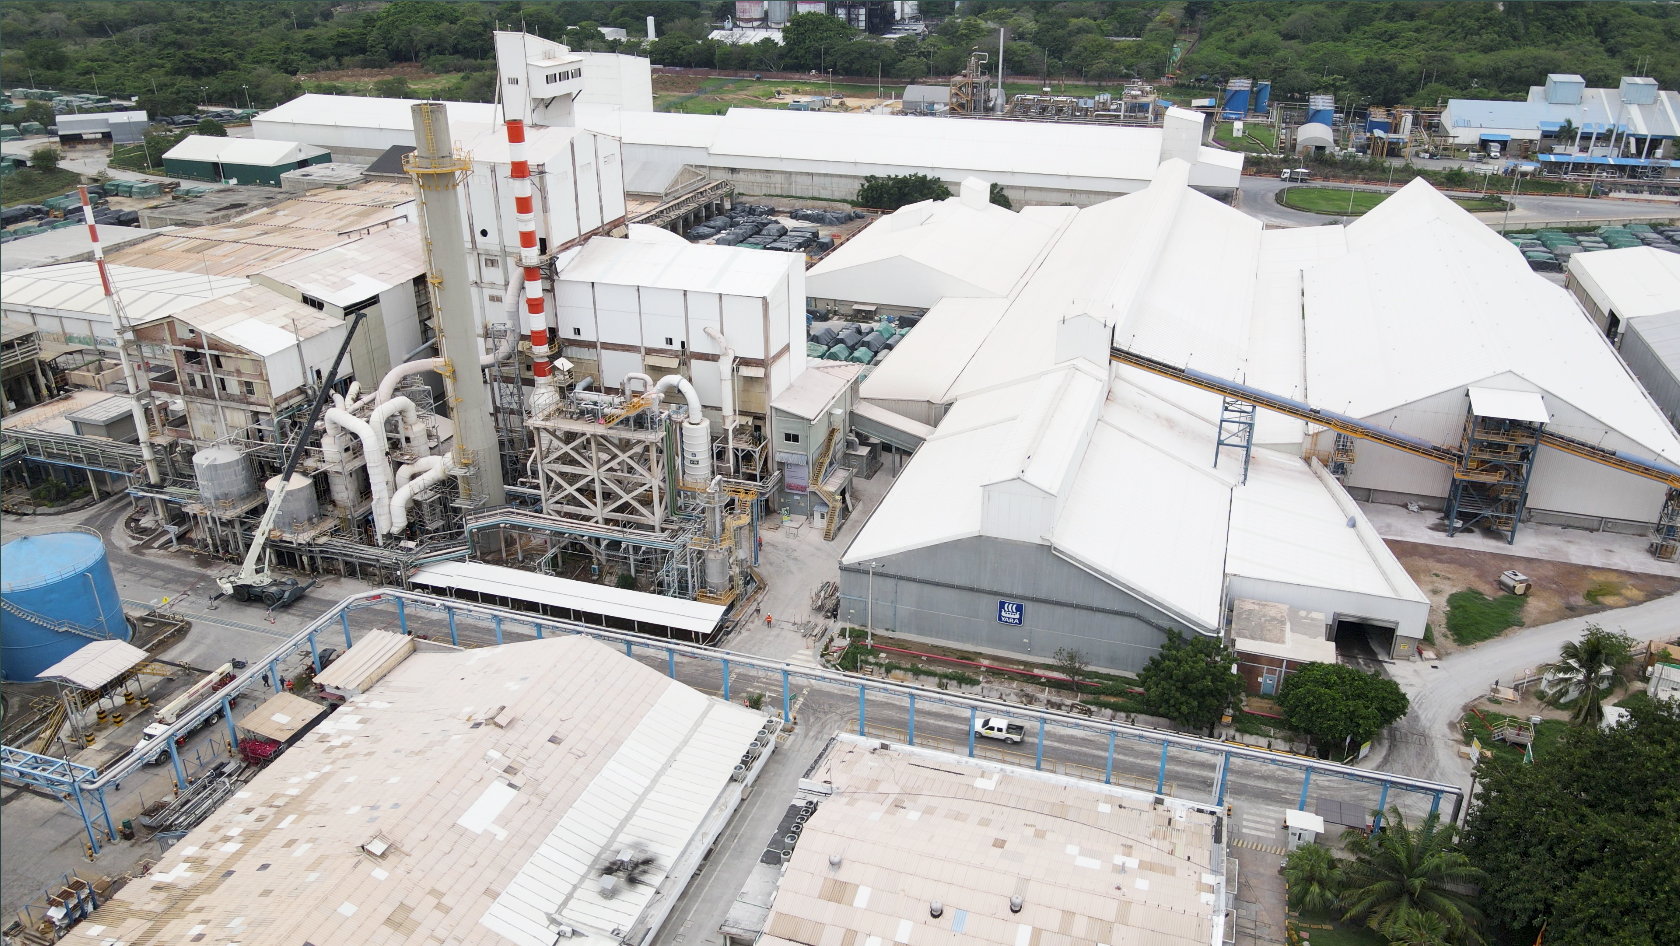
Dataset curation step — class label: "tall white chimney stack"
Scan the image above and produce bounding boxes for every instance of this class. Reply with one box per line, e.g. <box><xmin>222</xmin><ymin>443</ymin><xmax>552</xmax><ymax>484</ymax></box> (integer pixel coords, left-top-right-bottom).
<box><xmin>647</xmin><ymin>15</ymin><xmax>657</xmax><ymax>41</ymax></box>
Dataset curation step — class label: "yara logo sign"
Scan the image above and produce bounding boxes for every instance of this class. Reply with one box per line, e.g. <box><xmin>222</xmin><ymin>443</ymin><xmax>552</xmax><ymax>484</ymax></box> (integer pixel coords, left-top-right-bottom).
<box><xmin>997</xmin><ymin>599</ymin><xmax>1024</xmax><ymax>626</ymax></box>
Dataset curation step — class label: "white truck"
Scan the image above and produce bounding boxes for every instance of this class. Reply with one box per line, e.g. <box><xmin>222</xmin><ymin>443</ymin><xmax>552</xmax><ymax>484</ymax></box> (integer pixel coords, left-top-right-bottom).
<box><xmin>135</xmin><ymin>663</ymin><xmax>237</xmax><ymax>764</ymax></box>
<box><xmin>973</xmin><ymin>716</ymin><xmax>1026</xmax><ymax>744</ymax></box>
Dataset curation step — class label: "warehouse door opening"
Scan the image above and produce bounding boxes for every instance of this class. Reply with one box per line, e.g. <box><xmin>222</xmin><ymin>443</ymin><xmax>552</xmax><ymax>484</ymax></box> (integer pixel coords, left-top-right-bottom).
<box><xmin>1332</xmin><ymin>617</ymin><xmax>1396</xmax><ymax>672</ymax></box>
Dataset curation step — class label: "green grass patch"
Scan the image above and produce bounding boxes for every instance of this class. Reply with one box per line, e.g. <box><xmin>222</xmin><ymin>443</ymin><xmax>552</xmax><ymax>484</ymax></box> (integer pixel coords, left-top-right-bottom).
<box><xmin>1</xmin><ymin>167</ymin><xmax>85</xmax><ymax>207</ymax></box>
<box><xmin>1460</xmin><ymin>709</ymin><xmax>1568</xmax><ymax>765</ymax></box>
<box><xmin>1280</xmin><ymin>186</ymin><xmax>1507</xmax><ymax>217</ymax></box>
<box><xmin>1444</xmin><ymin>589</ymin><xmax>1526</xmax><ymax>644</ymax></box>
<box><xmin>1291</xmin><ymin>916</ymin><xmax>1386</xmax><ymax>946</ymax></box>
<box><xmin>1583</xmin><ymin>580</ymin><xmax>1621</xmax><ymax>605</ymax></box>
<box><xmin>1213</xmin><ymin>121</ymin><xmax>1276</xmax><ymax>153</ymax></box>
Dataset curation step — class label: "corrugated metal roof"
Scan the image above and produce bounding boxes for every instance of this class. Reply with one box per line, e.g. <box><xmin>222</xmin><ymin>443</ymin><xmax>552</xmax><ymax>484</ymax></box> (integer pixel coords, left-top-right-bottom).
<box><xmin>154</xmin><ymin>285</ymin><xmax>344</xmax><ymax>357</ymax></box>
<box><xmin>237</xmin><ymin>691</ymin><xmax>328</xmax><ymax>743</ymax></box>
<box><xmin>163</xmin><ymin>135</ymin><xmax>330</xmax><ymax>167</ymax></box>
<box><xmin>79</xmin><ymin>634</ymin><xmax>766</xmax><ymax>946</ymax></box>
<box><xmin>770</xmin><ymin>362</ymin><xmax>859</xmax><ymax>420</ymax></box>
<box><xmin>1569</xmin><ymin>246</ymin><xmax>1680</xmax><ymax>322</ymax></box>
<box><xmin>411</xmin><ymin>560</ymin><xmax>727</xmax><ymax>636</ymax></box>
<box><xmin>0</xmin><ymin>224</ymin><xmax>165</xmax><ymax>272</ymax></box>
<box><xmin>35</xmin><ymin>640</ymin><xmax>149</xmax><ymax>690</ymax></box>
<box><xmin>256</xmin><ymin>224</ymin><xmax>425</xmax><ymax>307</ymax></box>
<box><xmin>557</xmin><ymin>234</ymin><xmax>801</xmax><ymax>299</ymax></box>
<box><xmin>0</xmin><ymin>262</ymin><xmax>248</xmax><ymax>320</ymax></box>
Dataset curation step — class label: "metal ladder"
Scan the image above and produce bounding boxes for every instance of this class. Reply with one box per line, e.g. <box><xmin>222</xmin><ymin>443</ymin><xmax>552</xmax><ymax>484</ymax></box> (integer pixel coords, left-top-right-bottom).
<box><xmin>0</xmin><ymin>597</ymin><xmax>113</xmax><ymax>643</ymax></box>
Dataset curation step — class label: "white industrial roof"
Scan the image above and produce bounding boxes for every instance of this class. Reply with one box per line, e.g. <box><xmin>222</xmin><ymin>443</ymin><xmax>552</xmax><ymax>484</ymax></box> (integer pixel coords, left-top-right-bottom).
<box><xmin>154</xmin><ymin>285</ymin><xmax>344</xmax><ymax>357</ymax></box>
<box><xmin>163</xmin><ymin>135</ymin><xmax>329</xmax><ymax>166</ymax></box>
<box><xmin>1569</xmin><ymin>245</ymin><xmax>1680</xmax><ymax>322</ymax></box>
<box><xmin>256</xmin><ymin>93</ymin><xmax>498</xmax><ymax>133</ymax></box>
<box><xmin>0</xmin><ymin>225</ymin><xmax>165</xmax><ymax>271</ymax></box>
<box><xmin>770</xmin><ymin>361</ymin><xmax>860</xmax><ymax>420</ymax></box>
<box><xmin>412</xmin><ymin>560</ymin><xmax>727</xmax><ymax>636</ymax></box>
<box><xmin>1303</xmin><ymin>192</ymin><xmax>1680</xmax><ymax>464</ymax></box>
<box><xmin>35</xmin><ymin>640</ymin><xmax>149</xmax><ymax>691</ymax></box>
<box><xmin>806</xmin><ymin>184</ymin><xmax>1067</xmax><ymax>307</ymax></box>
<box><xmin>857</xmin><ymin>296</ymin><xmax>1008</xmax><ymax>406</ymax></box>
<box><xmin>0</xmin><ymin>262</ymin><xmax>248</xmax><ymax>321</ymax></box>
<box><xmin>1345</xmin><ymin>177</ymin><xmax>1524</xmax><ymax>266</ymax></box>
<box><xmin>760</xmin><ymin>736</ymin><xmax>1223</xmax><ymax>946</ymax></box>
<box><xmin>708</xmin><ymin>106</ymin><xmax>1167</xmax><ymax>188</ymax></box>
<box><xmin>256</xmin><ymin>224</ymin><xmax>425</xmax><ymax>307</ymax></box>
<box><xmin>1468</xmin><ymin>386</ymin><xmax>1551</xmax><ymax>423</ymax></box>
<box><xmin>83</xmin><ymin>634</ymin><xmax>767</xmax><ymax>946</ymax></box>
<box><xmin>236</xmin><ymin>691</ymin><xmax>328</xmax><ymax>743</ymax></box>
<box><xmin>557</xmin><ymin>233</ymin><xmax>801</xmax><ymax>298</ymax></box>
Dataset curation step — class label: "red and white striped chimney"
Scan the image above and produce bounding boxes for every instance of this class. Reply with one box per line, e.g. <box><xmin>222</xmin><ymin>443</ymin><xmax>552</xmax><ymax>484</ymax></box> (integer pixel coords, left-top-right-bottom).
<box><xmin>78</xmin><ymin>186</ymin><xmax>162</xmax><ymax>486</ymax></box>
<box><xmin>504</xmin><ymin>119</ymin><xmax>551</xmax><ymax>385</ymax></box>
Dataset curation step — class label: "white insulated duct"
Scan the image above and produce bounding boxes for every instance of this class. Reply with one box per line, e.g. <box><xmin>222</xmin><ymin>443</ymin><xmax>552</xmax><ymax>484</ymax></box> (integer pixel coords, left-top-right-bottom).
<box><xmin>651</xmin><ymin>373</ymin><xmax>713</xmax><ymax>486</ymax></box>
<box><xmin>324</xmin><ymin>407</ymin><xmax>396</xmax><ymax>540</ymax></box>
<box><xmin>623</xmin><ymin>371</ymin><xmax>654</xmax><ymax>395</ymax></box>
<box><xmin>703</xmin><ymin>326</ymin><xmax>737</xmax><ymax>474</ymax></box>
<box><xmin>389</xmin><ymin>455</ymin><xmax>449</xmax><ymax>535</ymax></box>
<box><xmin>371</xmin><ymin>395</ymin><xmax>429</xmax><ymax>457</ymax></box>
<box><xmin>374</xmin><ymin>335</ymin><xmax>516</xmax><ymax>406</ymax></box>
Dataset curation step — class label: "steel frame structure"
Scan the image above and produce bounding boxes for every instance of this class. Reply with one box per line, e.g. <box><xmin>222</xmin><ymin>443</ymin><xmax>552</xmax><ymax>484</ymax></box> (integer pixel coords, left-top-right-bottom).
<box><xmin>1445</xmin><ymin>408</ymin><xmax>1542</xmax><ymax>544</ymax></box>
<box><xmin>531</xmin><ymin>411</ymin><xmax>671</xmax><ymax>529</ymax></box>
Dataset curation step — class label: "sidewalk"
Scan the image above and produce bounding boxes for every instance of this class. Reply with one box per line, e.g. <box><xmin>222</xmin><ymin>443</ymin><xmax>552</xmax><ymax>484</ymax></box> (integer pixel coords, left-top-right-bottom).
<box><xmin>1361</xmin><ymin>500</ymin><xmax>1680</xmax><ymax>578</ymax></box>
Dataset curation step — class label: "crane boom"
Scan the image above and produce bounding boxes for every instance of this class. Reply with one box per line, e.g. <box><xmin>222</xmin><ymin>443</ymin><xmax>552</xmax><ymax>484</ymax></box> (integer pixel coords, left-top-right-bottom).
<box><xmin>220</xmin><ymin>311</ymin><xmax>366</xmax><ymax>602</ymax></box>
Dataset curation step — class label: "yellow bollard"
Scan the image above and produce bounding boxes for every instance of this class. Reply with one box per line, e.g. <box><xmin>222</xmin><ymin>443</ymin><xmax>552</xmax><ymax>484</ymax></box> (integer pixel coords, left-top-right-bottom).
<box><xmin>124</xmin><ymin>691</ymin><xmax>136</xmax><ymax>704</ymax></box>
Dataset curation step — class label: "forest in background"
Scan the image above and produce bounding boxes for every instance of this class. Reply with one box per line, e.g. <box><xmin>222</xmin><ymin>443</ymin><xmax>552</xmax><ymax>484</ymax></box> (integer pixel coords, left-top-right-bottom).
<box><xmin>1</xmin><ymin>1</ymin><xmax>1677</xmax><ymax>116</ymax></box>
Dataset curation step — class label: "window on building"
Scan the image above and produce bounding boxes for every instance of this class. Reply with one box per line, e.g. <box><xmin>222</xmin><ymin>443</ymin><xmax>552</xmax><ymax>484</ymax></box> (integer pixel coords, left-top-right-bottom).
<box><xmin>242</xmin><ymin>380</ymin><xmax>256</xmax><ymax>396</ymax></box>
<box><xmin>783</xmin><ymin>432</ymin><xmax>801</xmax><ymax>444</ymax></box>
<box><xmin>183</xmin><ymin>349</ymin><xmax>203</xmax><ymax>365</ymax></box>
<box><xmin>314</xmin><ymin>368</ymin><xmax>324</xmax><ymax>384</ymax></box>
<box><xmin>507</xmin><ymin>77</ymin><xmax>520</xmax><ymax>86</ymax></box>
<box><xmin>664</xmin><ymin>337</ymin><xmax>674</xmax><ymax>346</ymax></box>
<box><xmin>573</xmin><ymin>327</ymin><xmax>582</xmax><ymax>336</ymax></box>
<box><xmin>216</xmin><ymin>376</ymin><xmax>227</xmax><ymax>392</ymax></box>
<box><xmin>212</xmin><ymin>354</ymin><xmax>223</xmax><ymax>370</ymax></box>
<box><xmin>482</xmin><ymin>255</ymin><xmax>500</xmax><ymax>268</ymax></box>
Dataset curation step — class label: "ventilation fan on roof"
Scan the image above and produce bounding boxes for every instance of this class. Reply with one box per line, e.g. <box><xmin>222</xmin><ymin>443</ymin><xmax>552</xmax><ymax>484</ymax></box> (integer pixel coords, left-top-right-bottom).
<box><xmin>595</xmin><ymin>841</ymin><xmax>658</xmax><ymax>898</ymax></box>
<box><xmin>361</xmin><ymin>833</ymin><xmax>393</xmax><ymax>858</ymax></box>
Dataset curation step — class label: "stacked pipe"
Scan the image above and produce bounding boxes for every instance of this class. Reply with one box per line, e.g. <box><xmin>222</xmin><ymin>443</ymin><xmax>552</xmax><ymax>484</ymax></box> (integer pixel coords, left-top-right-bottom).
<box><xmin>505</xmin><ymin>119</ymin><xmax>555</xmax><ymax>409</ymax></box>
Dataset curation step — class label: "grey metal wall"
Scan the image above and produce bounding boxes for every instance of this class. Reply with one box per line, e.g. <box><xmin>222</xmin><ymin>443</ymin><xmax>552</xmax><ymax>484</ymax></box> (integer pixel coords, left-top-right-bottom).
<box><xmin>1620</xmin><ymin>316</ymin><xmax>1680</xmax><ymax>431</ymax></box>
<box><xmin>838</xmin><ymin>536</ymin><xmax>1210</xmax><ymax>675</ymax></box>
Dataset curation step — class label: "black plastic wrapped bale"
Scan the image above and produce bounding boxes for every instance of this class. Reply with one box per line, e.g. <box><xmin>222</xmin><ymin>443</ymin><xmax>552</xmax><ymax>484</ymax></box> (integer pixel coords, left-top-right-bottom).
<box><xmin>761</xmin><ymin>224</ymin><xmax>787</xmax><ymax>238</ymax></box>
<box><xmin>714</xmin><ymin>232</ymin><xmax>743</xmax><ymax>246</ymax></box>
<box><xmin>685</xmin><ymin>226</ymin><xmax>719</xmax><ymax>240</ymax></box>
<box><xmin>858</xmin><ymin>331</ymin><xmax>887</xmax><ymax>353</ymax></box>
<box><xmin>809</xmin><ymin>326</ymin><xmax>838</xmax><ymax>348</ymax></box>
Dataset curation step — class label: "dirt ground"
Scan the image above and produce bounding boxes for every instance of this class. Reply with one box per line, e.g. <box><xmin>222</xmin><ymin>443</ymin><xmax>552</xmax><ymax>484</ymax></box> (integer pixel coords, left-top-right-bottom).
<box><xmin>652</xmin><ymin>73</ymin><xmax>706</xmax><ymax>94</ymax></box>
<box><xmin>1388</xmin><ymin>539</ymin><xmax>1680</xmax><ymax>654</ymax></box>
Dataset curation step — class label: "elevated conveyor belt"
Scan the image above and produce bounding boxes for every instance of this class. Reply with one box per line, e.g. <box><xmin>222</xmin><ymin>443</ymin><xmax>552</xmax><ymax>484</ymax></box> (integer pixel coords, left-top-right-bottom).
<box><xmin>1109</xmin><ymin>347</ymin><xmax>1680</xmax><ymax>489</ymax></box>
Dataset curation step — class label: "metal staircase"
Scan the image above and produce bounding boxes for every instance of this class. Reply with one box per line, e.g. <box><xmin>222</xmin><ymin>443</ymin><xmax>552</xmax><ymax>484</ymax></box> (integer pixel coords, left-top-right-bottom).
<box><xmin>0</xmin><ymin>596</ymin><xmax>114</xmax><ymax>643</ymax></box>
<box><xmin>1445</xmin><ymin>409</ymin><xmax>1542</xmax><ymax>544</ymax></box>
<box><xmin>808</xmin><ymin>426</ymin><xmax>847</xmax><ymax>542</ymax></box>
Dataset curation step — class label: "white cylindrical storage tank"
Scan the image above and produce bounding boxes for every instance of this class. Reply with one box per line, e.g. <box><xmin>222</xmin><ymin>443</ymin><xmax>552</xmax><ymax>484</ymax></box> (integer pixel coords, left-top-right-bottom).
<box><xmin>705</xmin><ymin>548</ymin><xmax>730</xmax><ymax>594</ymax></box>
<box><xmin>265</xmin><ymin>473</ymin><xmax>320</xmax><ymax>532</ymax></box>
<box><xmin>681</xmin><ymin>418</ymin><xmax>714</xmax><ymax>487</ymax></box>
<box><xmin>193</xmin><ymin>445</ymin><xmax>257</xmax><ymax>510</ymax></box>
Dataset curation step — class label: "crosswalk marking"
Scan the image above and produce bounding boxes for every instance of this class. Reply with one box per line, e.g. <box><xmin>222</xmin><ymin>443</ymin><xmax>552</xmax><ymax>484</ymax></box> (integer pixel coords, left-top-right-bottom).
<box><xmin>1232</xmin><ymin>837</ymin><xmax>1288</xmax><ymax>856</ymax></box>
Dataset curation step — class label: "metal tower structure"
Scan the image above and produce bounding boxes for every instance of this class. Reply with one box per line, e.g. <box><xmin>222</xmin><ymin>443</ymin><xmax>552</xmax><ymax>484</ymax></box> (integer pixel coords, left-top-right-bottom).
<box><xmin>1445</xmin><ymin>408</ymin><xmax>1543</xmax><ymax>544</ymax></box>
<box><xmin>1213</xmin><ymin>396</ymin><xmax>1256</xmax><ymax>484</ymax></box>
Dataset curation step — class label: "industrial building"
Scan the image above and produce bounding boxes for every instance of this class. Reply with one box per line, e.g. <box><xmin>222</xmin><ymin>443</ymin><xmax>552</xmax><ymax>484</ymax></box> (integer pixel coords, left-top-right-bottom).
<box><xmin>0</xmin><ymin>262</ymin><xmax>247</xmax><ymax>355</ymax></box>
<box><xmin>831</xmin><ymin>162</ymin><xmax>1680</xmax><ymax>671</ymax></box>
<box><xmin>53</xmin><ymin>109</ymin><xmax>148</xmax><ymax>145</ymax></box>
<box><xmin>161</xmin><ymin>135</ymin><xmax>332</xmax><ymax>186</ymax></box>
<box><xmin>727</xmin><ymin>734</ymin><xmax>1227</xmax><ymax>946</ymax></box>
<box><xmin>2</xmin><ymin>318</ymin><xmax>53</xmax><ymax>412</ymax></box>
<box><xmin>0</xmin><ymin>222</ymin><xmax>162</xmax><ymax>271</ymax></box>
<box><xmin>1567</xmin><ymin>246</ymin><xmax>1680</xmax><ymax>429</ymax></box>
<box><xmin>76</xmin><ymin>632</ymin><xmax>776</xmax><ymax>946</ymax></box>
<box><xmin>1439</xmin><ymin>74</ymin><xmax>1679</xmax><ymax>162</ymax></box>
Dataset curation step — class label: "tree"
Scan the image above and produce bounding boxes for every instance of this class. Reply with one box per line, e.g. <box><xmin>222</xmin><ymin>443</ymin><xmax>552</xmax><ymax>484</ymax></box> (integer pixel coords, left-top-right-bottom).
<box><xmin>856</xmin><ymin>173</ymin><xmax>951</xmax><ymax>210</ymax></box>
<box><xmin>373</xmin><ymin>75</ymin><xmax>412</xmax><ymax>98</ymax></box>
<box><xmin>989</xmin><ymin>182</ymin><xmax>1012</xmax><ymax>209</ymax></box>
<box><xmin>1135</xmin><ymin>629</ymin><xmax>1243</xmax><ymax>734</ymax></box>
<box><xmin>1277</xmin><ymin>662</ymin><xmax>1410</xmax><ymax>752</ymax></box>
<box><xmin>1282</xmin><ymin>843</ymin><xmax>1343</xmax><ymax>913</ymax></box>
<box><xmin>1539</xmin><ymin>624</ymin><xmax>1634</xmax><ymax>727</ymax></box>
<box><xmin>195</xmin><ymin>118</ymin><xmax>227</xmax><ymax>137</ymax></box>
<box><xmin>1462</xmin><ymin>696</ymin><xmax>1680</xmax><ymax>946</ymax></box>
<box><xmin>782</xmin><ymin>11</ymin><xmax>856</xmax><ymax>72</ymax></box>
<box><xmin>28</xmin><ymin>145</ymin><xmax>61</xmax><ymax>171</ymax></box>
<box><xmin>18</xmin><ymin>101</ymin><xmax>56</xmax><ymax>129</ymax></box>
<box><xmin>1052</xmin><ymin>647</ymin><xmax>1089</xmax><ymax>696</ymax></box>
<box><xmin>1338</xmin><ymin>806</ymin><xmax>1485</xmax><ymax>945</ymax></box>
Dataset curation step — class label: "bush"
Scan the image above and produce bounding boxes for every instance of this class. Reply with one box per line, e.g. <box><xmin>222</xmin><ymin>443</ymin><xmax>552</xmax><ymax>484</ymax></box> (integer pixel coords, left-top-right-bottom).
<box><xmin>28</xmin><ymin>145</ymin><xmax>61</xmax><ymax>171</ymax></box>
<box><xmin>195</xmin><ymin>118</ymin><xmax>228</xmax><ymax>137</ymax></box>
<box><xmin>615</xmin><ymin>572</ymin><xmax>638</xmax><ymax>590</ymax></box>
<box><xmin>989</xmin><ymin>182</ymin><xmax>1011</xmax><ymax>209</ymax></box>
<box><xmin>856</xmin><ymin>173</ymin><xmax>951</xmax><ymax>211</ymax></box>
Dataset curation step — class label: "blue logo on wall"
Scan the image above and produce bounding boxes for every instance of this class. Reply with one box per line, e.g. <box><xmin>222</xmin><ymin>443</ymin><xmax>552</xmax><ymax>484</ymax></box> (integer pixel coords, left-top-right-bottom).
<box><xmin>997</xmin><ymin>599</ymin><xmax>1024</xmax><ymax>626</ymax></box>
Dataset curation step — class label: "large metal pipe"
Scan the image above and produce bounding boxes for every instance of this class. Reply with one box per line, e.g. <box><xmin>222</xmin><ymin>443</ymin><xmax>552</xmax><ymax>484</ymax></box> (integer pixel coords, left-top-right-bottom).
<box><xmin>410</xmin><ymin>102</ymin><xmax>505</xmax><ymax>507</ymax></box>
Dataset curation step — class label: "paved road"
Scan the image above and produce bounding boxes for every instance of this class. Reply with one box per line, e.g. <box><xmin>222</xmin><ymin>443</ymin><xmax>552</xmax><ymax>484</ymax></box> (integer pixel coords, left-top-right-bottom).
<box><xmin>1236</xmin><ymin>173</ymin><xmax>1679</xmax><ymax>229</ymax></box>
<box><xmin>1367</xmin><ymin>591</ymin><xmax>1680</xmax><ymax>804</ymax></box>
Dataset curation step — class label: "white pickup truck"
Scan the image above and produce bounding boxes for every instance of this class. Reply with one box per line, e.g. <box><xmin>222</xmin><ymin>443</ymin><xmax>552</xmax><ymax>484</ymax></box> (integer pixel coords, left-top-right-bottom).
<box><xmin>973</xmin><ymin>717</ymin><xmax>1026</xmax><ymax>744</ymax></box>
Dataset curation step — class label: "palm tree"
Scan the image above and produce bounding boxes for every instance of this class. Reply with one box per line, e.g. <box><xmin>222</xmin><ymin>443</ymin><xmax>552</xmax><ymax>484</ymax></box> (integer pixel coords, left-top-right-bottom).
<box><xmin>1338</xmin><ymin>806</ymin><xmax>1485</xmax><ymax>945</ymax></box>
<box><xmin>1387</xmin><ymin>911</ymin><xmax>1452</xmax><ymax>946</ymax></box>
<box><xmin>1541</xmin><ymin>624</ymin><xmax>1633</xmax><ymax>727</ymax></box>
<box><xmin>1282</xmin><ymin>842</ymin><xmax>1343</xmax><ymax>913</ymax></box>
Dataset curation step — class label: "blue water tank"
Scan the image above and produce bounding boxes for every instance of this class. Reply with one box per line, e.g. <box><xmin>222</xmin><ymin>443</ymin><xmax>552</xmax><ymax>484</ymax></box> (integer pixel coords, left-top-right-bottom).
<box><xmin>1</xmin><ymin>532</ymin><xmax>130</xmax><ymax>682</ymax></box>
<box><xmin>1251</xmin><ymin>80</ymin><xmax>1271</xmax><ymax>115</ymax></box>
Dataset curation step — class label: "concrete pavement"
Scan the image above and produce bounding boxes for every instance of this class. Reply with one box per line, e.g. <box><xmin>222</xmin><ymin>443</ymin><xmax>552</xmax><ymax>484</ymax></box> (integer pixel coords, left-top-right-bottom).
<box><xmin>1235</xmin><ymin>172</ymin><xmax>1678</xmax><ymax>229</ymax></box>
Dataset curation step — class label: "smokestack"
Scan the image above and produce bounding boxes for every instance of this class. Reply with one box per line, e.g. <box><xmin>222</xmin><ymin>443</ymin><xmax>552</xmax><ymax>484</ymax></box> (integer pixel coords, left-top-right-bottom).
<box><xmin>409</xmin><ymin>102</ymin><xmax>505</xmax><ymax>507</ymax></box>
<box><xmin>504</xmin><ymin>119</ymin><xmax>557</xmax><ymax>412</ymax></box>
<box><xmin>647</xmin><ymin>15</ymin><xmax>656</xmax><ymax>41</ymax></box>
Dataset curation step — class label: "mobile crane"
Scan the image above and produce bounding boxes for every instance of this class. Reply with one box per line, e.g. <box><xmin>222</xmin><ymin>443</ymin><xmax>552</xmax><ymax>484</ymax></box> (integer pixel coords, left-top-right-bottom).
<box><xmin>218</xmin><ymin>311</ymin><xmax>366</xmax><ymax>607</ymax></box>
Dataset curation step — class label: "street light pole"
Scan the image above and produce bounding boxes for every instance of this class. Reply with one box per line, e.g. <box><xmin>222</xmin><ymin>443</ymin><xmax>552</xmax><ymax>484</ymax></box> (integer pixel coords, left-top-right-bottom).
<box><xmin>865</xmin><ymin>561</ymin><xmax>881</xmax><ymax>648</ymax></box>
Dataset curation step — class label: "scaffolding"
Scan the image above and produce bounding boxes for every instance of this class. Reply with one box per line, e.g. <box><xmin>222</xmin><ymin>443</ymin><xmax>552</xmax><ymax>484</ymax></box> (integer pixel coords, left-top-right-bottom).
<box><xmin>1213</xmin><ymin>396</ymin><xmax>1256</xmax><ymax>485</ymax></box>
<box><xmin>486</xmin><ymin>322</ymin><xmax>528</xmax><ymax>489</ymax></box>
<box><xmin>1445</xmin><ymin>408</ymin><xmax>1543</xmax><ymax>544</ymax></box>
<box><xmin>1651</xmin><ymin>488</ymin><xmax>1680</xmax><ymax>562</ymax></box>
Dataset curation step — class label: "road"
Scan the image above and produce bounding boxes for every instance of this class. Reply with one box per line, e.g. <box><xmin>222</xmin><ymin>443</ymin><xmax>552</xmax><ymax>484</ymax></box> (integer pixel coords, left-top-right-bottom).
<box><xmin>1366</xmin><ymin>590</ymin><xmax>1680</xmax><ymax>801</ymax></box>
<box><xmin>1235</xmin><ymin>173</ymin><xmax>1679</xmax><ymax>228</ymax></box>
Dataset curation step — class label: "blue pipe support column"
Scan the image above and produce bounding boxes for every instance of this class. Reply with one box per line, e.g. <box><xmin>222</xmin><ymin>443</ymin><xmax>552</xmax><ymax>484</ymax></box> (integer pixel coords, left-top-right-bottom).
<box><xmin>1299</xmin><ymin>767</ymin><xmax>1314</xmax><ymax>810</ymax></box>
<box><xmin>340</xmin><ymin>609</ymin><xmax>353</xmax><ymax>648</ymax></box>
<box><xmin>493</xmin><ymin>615</ymin><xmax>503</xmax><ymax>645</ymax></box>
<box><xmin>667</xmin><ymin>648</ymin><xmax>676</xmax><ymax>679</ymax></box>
<box><xmin>967</xmin><ymin>707</ymin><xmax>976</xmax><ymax>757</ymax></box>
<box><xmin>907</xmin><ymin>693</ymin><xmax>915</xmax><ymax>745</ymax></box>
<box><xmin>1216</xmin><ymin>751</ymin><xmax>1232</xmax><ymax>806</ymax></box>
<box><xmin>447</xmin><ymin>609</ymin><xmax>459</xmax><ymax>646</ymax></box>
<box><xmin>396</xmin><ymin>598</ymin><xmax>406</xmax><ymax>634</ymax></box>
<box><xmin>858</xmin><ymin>685</ymin><xmax>866</xmax><ymax>736</ymax></box>
<box><xmin>70</xmin><ymin>783</ymin><xmax>99</xmax><ymax>855</ymax></box>
<box><xmin>1372</xmin><ymin>781</ymin><xmax>1391</xmax><ymax>832</ymax></box>
<box><xmin>1157</xmin><ymin>743</ymin><xmax>1169</xmax><ymax>794</ymax></box>
<box><xmin>94</xmin><ymin>785</ymin><xmax>115</xmax><ymax>842</ymax></box>
<box><xmin>624</xmin><ymin>640</ymin><xmax>633</xmax><ymax>658</ymax></box>
<box><xmin>781</xmin><ymin>669</ymin><xmax>790</xmax><ymax>721</ymax></box>
<box><xmin>221</xmin><ymin>695</ymin><xmax>238</xmax><ymax>746</ymax></box>
<box><xmin>1429</xmin><ymin>791</ymin><xmax>1442</xmax><ymax>815</ymax></box>
<box><xmin>308</xmin><ymin>632</ymin><xmax>321</xmax><ymax>673</ymax></box>
<box><xmin>166</xmin><ymin>735</ymin><xmax>186</xmax><ymax>790</ymax></box>
<box><xmin>721</xmin><ymin>659</ymin><xmax>731</xmax><ymax>702</ymax></box>
<box><xmin>534</xmin><ymin>621</ymin><xmax>543</xmax><ymax>639</ymax></box>
<box><xmin>268</xmin><ymin>660</ymin><xmax>281</xmax><ymax>693</ymax></box>
<box><xmin>1105</xmin><ymin>731</ymin><xmax>1115</xmax><ymax>785</ymax></box>
<box><xmin>1036</xmin><ymin>717</ymin><xmax>1045</xmax><ymax>770</ymax></box>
